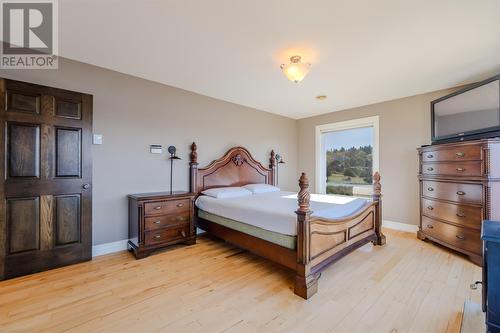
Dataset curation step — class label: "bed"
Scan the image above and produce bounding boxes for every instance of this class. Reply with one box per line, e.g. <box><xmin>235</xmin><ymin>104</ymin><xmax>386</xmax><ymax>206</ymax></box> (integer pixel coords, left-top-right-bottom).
<box><xmin>189</xmin><ymin>143</ymin><xmax>385</xmax><ymax>299</ymax></box>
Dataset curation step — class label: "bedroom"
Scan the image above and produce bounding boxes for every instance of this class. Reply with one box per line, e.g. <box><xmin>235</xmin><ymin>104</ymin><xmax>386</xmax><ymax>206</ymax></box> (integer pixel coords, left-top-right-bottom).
<box><xmin>0</xmin><ymin>0</ymin><xmax>499</xmax><ymax>332</ymax></box>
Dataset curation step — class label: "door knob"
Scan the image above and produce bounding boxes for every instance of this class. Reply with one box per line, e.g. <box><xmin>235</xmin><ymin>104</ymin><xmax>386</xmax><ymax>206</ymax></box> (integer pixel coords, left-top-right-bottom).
<box><xmin>82</xmin><ymin>183</ymin><xmax>90</xmax><ymax>189</ymax></box>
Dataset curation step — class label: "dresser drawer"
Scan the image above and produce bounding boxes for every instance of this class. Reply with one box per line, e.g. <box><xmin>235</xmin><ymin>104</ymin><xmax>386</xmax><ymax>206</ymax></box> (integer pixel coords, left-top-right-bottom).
<box><xmin>421</xmin><ymin>216</ymin><xmax>481</xmax><ymax>255</ymax></box>
<box><xmin>144</xmin><ymin>199</ymin><xmax>190</xmax><ymax>216</ymax></box>
<box><xmin>145</xmin><ymin>212</ymin><xmax>190</xmax><ymax>231</ymax></box>
<box><xmin>422</xmin><ymin>161</ymin><xmax>483</xmax><ymax>177</ymax></box>
<box><xmin>144</xmin><ymin>224</ymin><xmax>189</xmax><ymax>246</ymax></box>
<box><xmin>422</xmin><ymin>180</ymin><xmax>483</xmax><ymax>205</ymax></box>
<box><xmin>421</xmin><ymin>198</ymin><xmax>482</xmax><ymax>230</ymax></box>
<box><xmin>421</xmin><ymin>144</ymin><xmax>482</xmax><ymax>162</ymax></box>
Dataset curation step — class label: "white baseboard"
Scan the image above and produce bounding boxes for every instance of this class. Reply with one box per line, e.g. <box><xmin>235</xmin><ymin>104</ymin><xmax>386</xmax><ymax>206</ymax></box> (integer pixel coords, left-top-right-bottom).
<box><xmin>383</xmin><ymin>220</ymin><xmax>419</xmax><ymax>233</ymax></box>
<box><xmin>92</xmin><ymin>239</ymin><xmax>129</xmax><ymax>257</ymax></box>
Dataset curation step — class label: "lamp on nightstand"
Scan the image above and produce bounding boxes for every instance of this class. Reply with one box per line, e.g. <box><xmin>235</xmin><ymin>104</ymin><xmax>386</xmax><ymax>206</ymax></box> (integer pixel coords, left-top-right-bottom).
<box><xmin>168</xmin><ymin>146</ymin><xmax>181</xmax><ymax>194</ymax></box>
<box><xmin>275</xmin><ymin>153</ymin><xmax>285</xmax><ymax>186</ymax></box>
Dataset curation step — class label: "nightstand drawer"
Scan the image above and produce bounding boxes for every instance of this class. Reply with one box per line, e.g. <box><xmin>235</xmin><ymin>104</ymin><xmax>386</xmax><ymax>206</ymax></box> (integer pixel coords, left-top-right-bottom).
<box><xmin>145</xmin><ymin>212</ymin><xmax>190</xmax><ymax>231</ymax></box>
<box><xmin>145</xmin><ymin>224</ymin><xmax>189</xmax><ymax>246</ymax></box>
<box><xmin>144</xmin><ymin>199</ymin><xmax>190</xmax><ymax>216</ymax></box>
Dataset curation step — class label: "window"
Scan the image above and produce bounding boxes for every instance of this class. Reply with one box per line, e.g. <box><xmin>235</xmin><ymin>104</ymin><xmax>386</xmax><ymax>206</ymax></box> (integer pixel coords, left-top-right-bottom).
<box><xmin>315</xmin><ymin>116</ymin><xmax>379</xmax><ymax>197</ymax></box>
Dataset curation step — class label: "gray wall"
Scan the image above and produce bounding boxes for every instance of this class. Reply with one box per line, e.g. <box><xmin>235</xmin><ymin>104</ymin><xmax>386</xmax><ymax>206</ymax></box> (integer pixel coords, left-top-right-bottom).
<box><xmin>0</xmin><ymin>58</ymin><xmax>298</xmax><ymax>245</ymax></box>
<box><xmin>297</xmin><ymin>88</ymin><xmax>461</xmax><ymax>226</ymax></box>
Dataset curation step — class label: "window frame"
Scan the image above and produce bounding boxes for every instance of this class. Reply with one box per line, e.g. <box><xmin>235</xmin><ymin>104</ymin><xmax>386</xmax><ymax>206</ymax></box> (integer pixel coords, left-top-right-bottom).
<box><xmin>315</xmin><ymin>115</ymin><xmax>380</xmax><ymax>194</ymax></box>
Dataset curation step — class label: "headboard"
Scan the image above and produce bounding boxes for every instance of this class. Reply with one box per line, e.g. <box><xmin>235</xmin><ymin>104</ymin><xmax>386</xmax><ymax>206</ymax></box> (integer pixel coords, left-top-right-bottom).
<box><xmin>189</xmin><ymin>142</ymin><xmax>276</xmax><ymax>194</ymax></box>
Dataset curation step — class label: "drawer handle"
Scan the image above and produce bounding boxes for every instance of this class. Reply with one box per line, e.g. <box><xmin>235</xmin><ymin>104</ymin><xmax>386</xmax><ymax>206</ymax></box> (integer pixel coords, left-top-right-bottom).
<box><xmin>456</xmin><ymin>212</ymin><xmax>466</xmax><ymax>218</ymax></box>
<box><xmin>154</xmin><ymin>235</ymin><xmax>161</xmax><ymax>239</ymax></box>
<box><xmin>427</xmin><ymin>206</ymin><xmax>434</xmax><ymax>211</ymax></box>
<box><xmin>456</xmin><ymin>191</ymin><xmax>466</xmax><ymax>196</ymax></box>
<box><xmin>154</xmin><ymin>206</ymin><xmax>162</xmax><ymax>210</ymax></box>
<box><xmin>154</xmin><ymin>220</ymin><xmax>161</xmax><ymax>224</ymax></box>
<box><xmin>426</xmin><ymin>224</ymin><xmax>434</xmax><ymax>229</ymax></box>
<box><xmin>427</xmin><ymin>187</ymin><xmax>434</xmax><ymax>192</ymax></box>
<box><xmin>427</xmin><ymin>167</ymin><xmax>434</xmax><ymax>172</ymax></box>
<box><xmin>456</xmin><ymin>234</ymin><xmax>465</xmax><ymax>241</ymax></box>
<box><xmin>180</xmin><ymin>230</ymin><xmax>186</xmax><ymax>237</ymax></box>
<box><xmin>176</xmin><ymin>216</ymin><xmax>186</xmax><ymax>222</ymax></box>
<box><xmin>456</xmin><ymin>167</ymin><xmax>466</xmax><ymax>172</ymax></box>
<box><xmin>176</xmin><ymin>203</ymin><xmax>184</xmax><ymax>208</ymax></box>
<box><xmin>427</xmin><ymin>154</ymin><xmax>434</xmax><ymax>158</ymax></box>
<box><xmin>455</xmin><ymin>152</ymin><xmax>465</xmax><ymax>157</ymax></box>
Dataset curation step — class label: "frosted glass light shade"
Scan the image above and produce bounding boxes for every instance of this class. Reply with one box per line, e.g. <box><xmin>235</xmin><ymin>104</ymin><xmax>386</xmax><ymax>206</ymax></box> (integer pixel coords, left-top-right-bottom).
<box><xmin>280</xmin><ymin>55</ymin><xmax>311</xmax><ymax>83</ymax></box>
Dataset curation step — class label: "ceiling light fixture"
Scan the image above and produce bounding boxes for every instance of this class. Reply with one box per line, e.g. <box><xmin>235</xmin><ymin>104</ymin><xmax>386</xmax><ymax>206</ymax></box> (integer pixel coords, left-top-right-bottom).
<box><xmin>280</xmin><ymin>55</ymin><xmax>311</xmax><ymax>83</ymax></box>
<box><xmin>316</xmin><ymin>95</ymin><xmax>327</xmax><ymax>100</ymax></box>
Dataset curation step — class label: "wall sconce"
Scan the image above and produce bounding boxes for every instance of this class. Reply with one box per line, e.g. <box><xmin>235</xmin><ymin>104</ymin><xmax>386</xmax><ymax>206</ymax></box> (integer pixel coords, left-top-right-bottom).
<box><xmin>168</xmin><ymin>146</ymin><xmax>181</xmax><ymax>194</ymax></box>
<box><xmin>275</xmin><ymin>153</ymin><xmax>285</xmax><ymax>186</ymax></box>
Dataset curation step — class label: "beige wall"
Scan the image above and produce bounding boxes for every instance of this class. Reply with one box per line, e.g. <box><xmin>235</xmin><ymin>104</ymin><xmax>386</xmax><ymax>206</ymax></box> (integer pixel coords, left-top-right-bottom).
<box><xmin>0</xmin><ymin>58</ymin><xmax>298</xmax><ymax>245</ymax></box>
<box><xmin>297</xmin><ymin>88</ymin><xmax>461</xmax><ymax>226</ymax></box>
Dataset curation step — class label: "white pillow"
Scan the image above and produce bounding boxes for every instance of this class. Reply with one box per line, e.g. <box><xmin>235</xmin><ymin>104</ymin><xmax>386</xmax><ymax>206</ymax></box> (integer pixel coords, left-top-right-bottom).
<box><xmin>201</xmin><ymin>187</ymin><xmax>252</xmax><ymax>199</ymax></box>
<box><xmin>243</xmin><ymin>184</ymin><xmax>280</xmax><ymax>194</ymax></box>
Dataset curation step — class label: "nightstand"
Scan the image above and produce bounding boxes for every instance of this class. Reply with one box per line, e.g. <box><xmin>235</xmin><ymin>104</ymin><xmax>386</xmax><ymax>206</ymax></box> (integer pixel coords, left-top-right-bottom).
<box><xmin>127</xmin><ymin>191</ymin><xmax>196</xmax><ymax>259</ymax></box>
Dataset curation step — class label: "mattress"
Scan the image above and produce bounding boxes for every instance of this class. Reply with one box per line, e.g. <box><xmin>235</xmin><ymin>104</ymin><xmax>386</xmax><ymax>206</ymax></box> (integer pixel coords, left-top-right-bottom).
<box><xmin>195</xmin><ymin>191</ymin><xmax>369</xmax><ymax>236</ymax></box>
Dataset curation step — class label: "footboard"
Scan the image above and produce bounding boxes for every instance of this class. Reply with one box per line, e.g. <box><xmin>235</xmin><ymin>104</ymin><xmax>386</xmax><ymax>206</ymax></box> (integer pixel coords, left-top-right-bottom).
<box><xmin>294</xmin><ymin>172</ymin><xmax>385</xmax><ymax>299</ymax></box>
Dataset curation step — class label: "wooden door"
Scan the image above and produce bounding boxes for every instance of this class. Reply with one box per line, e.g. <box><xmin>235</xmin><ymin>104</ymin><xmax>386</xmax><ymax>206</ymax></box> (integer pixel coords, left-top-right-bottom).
<box><xmin>0</xmin><ymin>79</ymin><xmax>92</xmax><ymax>279</ymax></box>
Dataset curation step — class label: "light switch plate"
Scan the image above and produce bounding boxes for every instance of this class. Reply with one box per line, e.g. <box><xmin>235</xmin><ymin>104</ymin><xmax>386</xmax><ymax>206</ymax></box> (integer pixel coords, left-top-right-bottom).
<box><xmin>150</xmin><ymin>144</ymin><xmax>162</xmax><ymax>154</ymax></box>
<box><xmin>93</xmin><ymin>134</ymin><xmax>103</xmax><ymax>145</ymax></box>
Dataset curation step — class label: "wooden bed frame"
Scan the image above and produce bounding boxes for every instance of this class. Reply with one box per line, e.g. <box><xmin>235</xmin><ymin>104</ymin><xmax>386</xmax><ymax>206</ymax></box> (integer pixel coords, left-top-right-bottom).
<box><xmin>189</xmin><ymin>142</ymin><xmax>386</xmax><ymax>299</ymax></box>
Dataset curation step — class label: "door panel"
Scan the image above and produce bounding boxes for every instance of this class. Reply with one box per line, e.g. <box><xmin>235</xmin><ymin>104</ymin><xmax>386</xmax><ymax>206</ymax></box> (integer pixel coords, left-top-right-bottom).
<box><xmin>7</xmin><ymin>197</ymin><xmax>40</xmax><ymax>254</ymax></box>
<box><xmin>56</xmin><ymin>100</ymin><xmax>81</xmax><ymax>119</ymax></box>
<box><xmin>55</xmin><ymin>128</ymin><xmax>81</xmax><ymax>177</ymax></box>
<box><xmin>7</xmin><ymin>123</ymin><xmax>40</xmax><ymax>178</ymax></box>
<box><xmin>55</xmin><ymin>194</ymin><xmax>81</xmax><ymax>245</ymax></box>
<box><xmin>6</xmin><ymin>90</ymin><xmax>41</xmax><ymax>114</ymax></box>
<box><xmin>0</xmin><ymin>78</ymin><xmax>93</xmax><ymax>280</ymax></box>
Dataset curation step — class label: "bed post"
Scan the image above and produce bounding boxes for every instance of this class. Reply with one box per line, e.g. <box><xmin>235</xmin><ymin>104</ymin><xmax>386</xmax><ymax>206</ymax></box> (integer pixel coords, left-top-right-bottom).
<box><xmin>294</xmin><ymin>173</ymin><xmax>318</xmax><ymax>299</ymax></box>
<box><xmin>189</xmin><ymin>142</ymin><xmax>198</xmax><ymax>193</ymax></box>
<box><xmin>270</xmin><ymin>150</ymin><xmax>276</xmax><ymax>186</ymax></box>
<box><xmin>372</xmin><ymin>172</ymin><xmax>386</xmax><ymax>246</ymax></box>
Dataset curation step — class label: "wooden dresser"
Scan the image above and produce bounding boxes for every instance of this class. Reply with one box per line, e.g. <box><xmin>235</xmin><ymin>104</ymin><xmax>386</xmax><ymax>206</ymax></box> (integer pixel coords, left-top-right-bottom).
<box><xmin>418</xmin><ymin>139</ymin><xmax>500</xmax><ymax>265</ymax></box>
<box><xmin>128</xmin><ymin>191</ymin><xmax>196</xmax><ymax>259</ymax></box>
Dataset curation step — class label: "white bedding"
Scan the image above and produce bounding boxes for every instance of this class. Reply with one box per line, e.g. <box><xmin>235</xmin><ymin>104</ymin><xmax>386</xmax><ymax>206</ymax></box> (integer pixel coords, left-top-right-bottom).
<box><xmin>195</xmin><ymin>191</ymin><xmax>369</xmax><ymax>236</ymax></box>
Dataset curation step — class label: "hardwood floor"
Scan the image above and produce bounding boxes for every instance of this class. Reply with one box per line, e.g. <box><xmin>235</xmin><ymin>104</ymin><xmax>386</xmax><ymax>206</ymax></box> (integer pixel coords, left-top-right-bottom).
<box><xmin>0</xmin><ymin>229</ymin><xmax>483</xmax><ymax>333</ymax></box>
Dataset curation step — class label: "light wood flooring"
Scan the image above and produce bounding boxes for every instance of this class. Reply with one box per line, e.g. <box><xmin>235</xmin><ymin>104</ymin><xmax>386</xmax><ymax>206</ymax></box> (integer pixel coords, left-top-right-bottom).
<box><xmin>0</xmin><ymin>229</ymin><xmax>483</xmax><ymax>333</ymax></box>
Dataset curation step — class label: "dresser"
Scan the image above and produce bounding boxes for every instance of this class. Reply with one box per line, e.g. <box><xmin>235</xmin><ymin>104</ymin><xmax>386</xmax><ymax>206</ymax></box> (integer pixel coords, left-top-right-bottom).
<box><xmin>128</xmin><ymin>191</ymin><xmax>196</xmax><ymax>259</ymax></box>
<box><xmin>418</xmin><ymin>139</ymin><xmax>500</xmax><ymax>265</ymax></box>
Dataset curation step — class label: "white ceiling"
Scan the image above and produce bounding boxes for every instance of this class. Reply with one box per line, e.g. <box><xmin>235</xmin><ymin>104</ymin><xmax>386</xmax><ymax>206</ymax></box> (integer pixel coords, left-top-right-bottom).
<box><xmin>59</xmin><ymin>0</ymin><xmax>500</xmax><ymax>119</ymax></box>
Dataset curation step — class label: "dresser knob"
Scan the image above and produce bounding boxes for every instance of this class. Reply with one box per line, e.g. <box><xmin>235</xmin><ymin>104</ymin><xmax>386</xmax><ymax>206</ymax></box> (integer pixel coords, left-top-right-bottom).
<box><xmin>427</xmin><ymin>187</ymin><xmax>434</xmax><ymax>192</ymax></box>
<box><xmin>427</xmin><ymin>206</ymin><xmax>434</xmax><ymax>211</ymax></box>
<box><xmin>154</xmin><ymin>206</ymin><xmax>162</xmax><ymax>210</ymax></box>
<box><xmin>426</xmin><ymin>224</ymin><xmax>434</xmax><ymax>229</ymax></box>
<box><xmin>455</xmin><ymin>152</ymin><xmax>465</xmax><ymax>157</ymax></box>
<box><xmin>154</xmin><ymin>220</ymin><xmax>161</xmax><ymax>224</ymax></box>
<box><xmin>176</xmin><ymin>216</ymin><xmax>185</xmax><ymax>222</ymax></box>
<box><xmin>456</xmin><ymin>212</ymin><xmax>466</xmax><ymax>218</ymax></box>
<box><xmin>176</xmin><ymin>203</ymin><xmax>184</xmax><ymax>208</ymax></box>
<box><xmin>456</xmin><ymin>191</ymin><xmax>466</xmax><ymax>196</ymax></box>
<box><xmin>427</xmin><ymin>154</ymin><xmax>434</xmax><ymax>158</ymax></box>
<box><xmin>456</xmin><ymin>167</ymin><xmax>466</xmax><ymax>172</ymax></box>
<box><xmin>456</xmin><ymin>234</ymin><xmax>465</xmax><ymax>241</ymax></box>
<box><xmin>427</xmin><ymin>167</ymin><xmax>434</xmax><ymax>172</ymax></box>
<box><xmin>181</xmin><ymin>230</ymin><xmax>186</xmax><ymax>237</ymax></box>
<box><xmin>154</xmin><ymin>235</ymin><xmax>161</xmax><ymax>239</ymax></box>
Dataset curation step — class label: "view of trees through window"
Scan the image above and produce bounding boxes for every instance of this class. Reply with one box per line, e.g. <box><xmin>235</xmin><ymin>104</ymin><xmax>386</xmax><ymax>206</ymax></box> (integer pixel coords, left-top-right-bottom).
<box><xmin>324</xmin><ymin>126</ymin><xmax>373</xmax><ymax>197</ymax></box>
